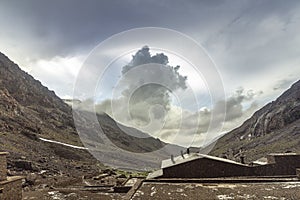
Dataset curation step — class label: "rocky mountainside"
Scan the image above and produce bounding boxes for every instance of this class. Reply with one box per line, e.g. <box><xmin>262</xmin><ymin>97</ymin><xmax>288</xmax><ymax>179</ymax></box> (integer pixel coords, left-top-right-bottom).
<box><xmin>0</xmin><ymin>52</ymin><xmax>181</xmax><ymax>173</ymax></box>
<box><xmin>211</xmin><ymin>80</ymin><xmax>300</xmax><ymax>162</ymax></box>
<box><xmin>0</xmin><ymin>52</ymin><xmax>102</xmax><ymax>176</ymax></box>
<box><xmin>96</xmin><ymin>113</ymin><xmax>166</xmax><ymax>153</ymax></box>
<box><xmin>0</xmin><ymin>52</ymin><xmax>173</xmax><ymax>199</ymax></box>
<box><xmin>73</xmin><ymin>110</ymin><xmax>184</xmax><ymax>170</ymax></box>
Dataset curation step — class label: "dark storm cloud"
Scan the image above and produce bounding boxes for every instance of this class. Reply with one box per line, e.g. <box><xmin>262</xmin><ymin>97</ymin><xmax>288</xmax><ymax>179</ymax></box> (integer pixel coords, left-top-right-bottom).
<box><xmin>1</xmin><ymin>0</ymin><xmax>299</xmax><ymax>99</ymax></box>
<box><xmin>1</xmin><ymin>0</ymin><xmax>221</xmax><ymax>59</ymax></box>
<box><xmin>1</xmin><ymin>0</ymin><xmax>300</xmax><ymax>63</ymax></box>
<box><xmin>1</xmin><ymin>0</ymin><xmax>163</xmax><ymax>58</ymax></box>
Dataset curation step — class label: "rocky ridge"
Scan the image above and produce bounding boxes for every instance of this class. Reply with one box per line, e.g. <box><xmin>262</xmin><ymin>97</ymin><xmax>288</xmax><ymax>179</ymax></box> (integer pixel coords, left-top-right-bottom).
<box><xmin>211</xmin><ymin>80</ymin><xmax>300</xmax><ymax>162</ymax></box>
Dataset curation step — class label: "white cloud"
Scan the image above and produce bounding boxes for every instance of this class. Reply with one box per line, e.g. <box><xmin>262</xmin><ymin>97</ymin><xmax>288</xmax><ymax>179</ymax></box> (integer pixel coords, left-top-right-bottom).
<box><xmin>29</xmin><ymin>56</ymin><xmax>84</xmax><ymax>98</ymax></box>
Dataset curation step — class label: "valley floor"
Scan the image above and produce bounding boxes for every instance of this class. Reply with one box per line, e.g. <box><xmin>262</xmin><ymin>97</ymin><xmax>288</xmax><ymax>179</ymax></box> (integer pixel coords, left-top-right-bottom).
<box><xmin>131</xmin><ymin>181</ymin><xmax>300</xmax><ymax>200</ymax></box>
<box><xmin>21</xmin><ymin>179</ymin><xmax>300</xmax><ymax>199</ymax></box>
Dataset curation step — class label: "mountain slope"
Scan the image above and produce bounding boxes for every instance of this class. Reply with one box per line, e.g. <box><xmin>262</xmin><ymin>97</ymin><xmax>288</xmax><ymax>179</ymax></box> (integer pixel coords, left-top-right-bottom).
<box><xmin>0</xmin><ymin>54</ymin><xmax>81</xmax><ymax>144</ymax></box>
<box><xmin>73</xmin><ymin>110</ymin><xmax>184</xmax><ymax>170</ymax></box>
<box><xmin>0</xmin><ymin>52</ymin><xmax>102</xmax><ymax>175</ymax></box>
<box><xmin>210</xmin><ymin>80</ymin><xmax>300</xmax><ymax>162</ymax></box>
<box><xmin>97</xmin><ymin>112</ymin><xmax>166</xmax><ymax>153</ymax></box>
<box><xmin>0</xmin><ymin>52</ymin><xmax>182</xmax><ymax>172</ymax></box>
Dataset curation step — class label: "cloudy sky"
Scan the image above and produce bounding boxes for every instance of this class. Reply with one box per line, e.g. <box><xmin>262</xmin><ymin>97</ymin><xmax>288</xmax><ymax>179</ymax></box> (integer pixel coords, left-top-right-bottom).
<box><xmin>1</xmin><ymin>0</ymin><xmax>300</xmax><ymax>147</ymax></box>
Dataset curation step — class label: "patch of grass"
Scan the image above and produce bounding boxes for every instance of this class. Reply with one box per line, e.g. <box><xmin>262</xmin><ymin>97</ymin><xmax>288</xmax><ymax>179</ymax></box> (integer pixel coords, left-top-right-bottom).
<box><xmin>115</xmin><ymin>169</ymin><xmax>150</xmax><ymax>178</ymax></box>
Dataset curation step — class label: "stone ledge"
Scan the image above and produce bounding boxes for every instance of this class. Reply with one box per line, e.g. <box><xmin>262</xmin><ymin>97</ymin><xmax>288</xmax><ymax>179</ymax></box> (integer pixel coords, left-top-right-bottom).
<box><xmin>0</xmin><ymin>176</ymin><xmax>23</xmax><ymax>200</ymax></box>
<box><xmin>0</xmin><ymin>176</ymin><xmax>24</xmax><ymax>185</ymax></box>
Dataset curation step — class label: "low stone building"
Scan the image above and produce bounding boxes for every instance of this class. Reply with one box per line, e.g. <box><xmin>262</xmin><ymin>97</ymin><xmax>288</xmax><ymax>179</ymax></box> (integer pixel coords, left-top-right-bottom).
<box><xmin>0</xmin><ymin>152</ymin><xmax>23</xmax><ymax>200</ymax></box>
<box><xmin>251</xmin><ymin>153</ymin><xmax>300</xmax><ymax>176</ymax></box>
<box><xmin>148</xmin><ymin>152</ymin><xmax>300</xmax><ymax>179</ymax></box>
<box><xmin>126</xmin><ymin>152</ymin><xmax>300</xmax><ymax>199</ymax></box>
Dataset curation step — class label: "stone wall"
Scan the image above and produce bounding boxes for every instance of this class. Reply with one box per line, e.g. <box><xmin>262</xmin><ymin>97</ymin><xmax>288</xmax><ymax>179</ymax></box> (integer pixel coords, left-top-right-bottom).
<box><xmin>252</xmin><ymin>154</ymin><xmax>300</xmax><ymax>177</ymax></box>
<box><xmin>0</xmin><ymin>153</ymin><xmax>8</xmax><ymax>181</ymax></box>
<box><xmin>0</xmin><ymin>152</ymin><xmax>23</xmax><ymax>200</ymax></box>
<box><xmin>0</xmin><ymin>177</ymin><xmax>23</xmax><ymax>200</ymax></box>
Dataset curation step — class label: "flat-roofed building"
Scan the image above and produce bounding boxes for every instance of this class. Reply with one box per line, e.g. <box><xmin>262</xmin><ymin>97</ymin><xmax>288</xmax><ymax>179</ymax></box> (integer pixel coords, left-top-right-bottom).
<box><xmin>148</xmin><ymin>152</ymin><xmax>300</xmax><ymax>179</ymax></box>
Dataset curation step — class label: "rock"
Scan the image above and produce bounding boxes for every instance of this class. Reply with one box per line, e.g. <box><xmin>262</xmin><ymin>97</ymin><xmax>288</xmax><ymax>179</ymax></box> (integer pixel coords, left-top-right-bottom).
<box><xmin>75</xmin><ymin>165</ymin><xmax>82</xmax><ymax>170</ymax></box>
<box><xmin>25</xmin><ymin>173</ymin><xmax>38</xmax><ymax>186</ymax></box>
<box><xmin>36</xmin><ymin>184</ymin><xmax>49</xmax><ymax>189</ymax></box>
<box><xmin>102</xmin><ymin>168</ymin><xmax>117</xmax><ymax>175</ymax></box>
<box><xmin>66</xmin><ymin>193</ymin><xmax>78</xmax><ymax>200</ymax></box>
<box><xmin>38</xmin><ymin>157</ymin><xmax>47</xmax><ymax>163</ymax></box>
<box><xmin>116</xmin><ymin>179</ymin><xmax>126</xmax><ymax>186</ymax></box>
<box><xmin>14</xmin><ymin>160</ymin><xmax>33</xmax><ymax>170</ymax></box>
<box><xmin>93</xmin><ymin>173</ymin><xmax>109</xmax><ymax>180</ymax></box>
<box><xmin>23</xmin><ymin>186</ymin><xmax>30</xmax><ymax>192</ymax></box>
<box><xmin>7</xmin><ymin>169</ymin><xmax>14</xmax><ymax>176</ymax></box>
<box><xmin>116</xmin><ymin>174</ymin><xmax>127</xmax><ymax>179</ymax></box>
<box><xmin>20</xmin><ymin>129</ymin><xmax>38</xmax><ymax>140</ymax></box>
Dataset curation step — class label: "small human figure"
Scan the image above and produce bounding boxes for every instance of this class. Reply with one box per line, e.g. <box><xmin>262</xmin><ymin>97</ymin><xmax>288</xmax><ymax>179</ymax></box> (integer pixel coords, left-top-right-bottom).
<box><xmin>171</xmin><ymin>155</ymin><xmax>175</xmax><ymax>163</ymax></box>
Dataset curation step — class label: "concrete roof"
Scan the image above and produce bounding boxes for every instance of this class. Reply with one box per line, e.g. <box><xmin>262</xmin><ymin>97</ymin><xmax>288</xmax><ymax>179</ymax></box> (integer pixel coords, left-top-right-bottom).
<box><xmin>161</xmin><ymin>153</ymin><xmax>246</xmax><ymax>169</ymax></box>
<box><xmin>0</xmin><ymin>152</ymin><xmax>8</xmax><ymax>156</ymax></box>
